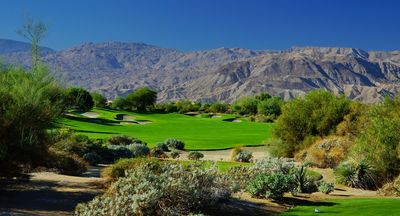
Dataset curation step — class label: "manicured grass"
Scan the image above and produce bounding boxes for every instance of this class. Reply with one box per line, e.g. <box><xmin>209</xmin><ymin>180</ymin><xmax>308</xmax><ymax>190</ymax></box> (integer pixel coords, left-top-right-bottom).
<box><xmin>281</xmin><ymin>198</ymin><xmax>400</xmax><ymax>216</ymax></box>
<box><xmin>60</xmin><ymin>108</ymin><xmax>274</xmax><ymax>150</ymax></box>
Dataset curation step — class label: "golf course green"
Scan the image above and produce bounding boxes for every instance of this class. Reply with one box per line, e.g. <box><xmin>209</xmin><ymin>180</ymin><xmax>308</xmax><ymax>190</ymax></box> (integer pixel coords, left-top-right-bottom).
<box><xmin>61</xmin><ymin>108</ymin><xmax>274</xmax><ymax>150</ymax></box>
<box><xmin>281</xmin><ymin>198</ymin><xmax>400</xmax><ymax>216</ymax></box>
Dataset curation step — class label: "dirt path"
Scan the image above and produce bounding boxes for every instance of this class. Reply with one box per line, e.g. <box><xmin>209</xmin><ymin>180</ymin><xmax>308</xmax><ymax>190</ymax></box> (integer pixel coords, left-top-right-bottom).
<box><xmin>0</xmin><ymin>166</ymin><xmax>105</xmax><ymax>216</ymax></box>
<box><xmin>180</xmin><ymin>146</ymin><xmax>270</xmax><ymax>161</ymax></box>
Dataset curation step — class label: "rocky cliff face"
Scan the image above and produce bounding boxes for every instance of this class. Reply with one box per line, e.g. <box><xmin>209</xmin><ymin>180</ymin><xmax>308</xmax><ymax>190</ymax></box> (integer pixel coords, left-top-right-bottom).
<box><xmin>1</xmin><ymin>39</ymin><xmax>400</xmax><ymax>102</ymax></box>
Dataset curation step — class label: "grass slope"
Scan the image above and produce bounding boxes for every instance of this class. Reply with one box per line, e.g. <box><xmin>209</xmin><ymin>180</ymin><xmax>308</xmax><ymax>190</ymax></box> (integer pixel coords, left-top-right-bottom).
<box><xmin>61</xmin><ymin>108</ymin><xmax>274</xmax><ymax>150</ymax></box>
<box><xmin>281</xmin><ymin>198</ymin><xmax>400</xmax><ymax>216</ymax></box>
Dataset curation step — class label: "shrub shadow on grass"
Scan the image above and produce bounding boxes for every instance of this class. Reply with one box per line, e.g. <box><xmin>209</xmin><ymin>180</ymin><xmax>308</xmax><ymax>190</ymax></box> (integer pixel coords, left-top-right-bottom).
<box><xmin>64</xmin><ymin>115</ymin><xmax>120</xmax><ymax>126</ymax></box>
<box><xmin>275</xmin><ymin>197</ymin><xmax>337</xmax><ymax>207</ymax></box>
<box><xmin>74</xmin><ymin>129</ymin><xmax>119</xmax><ymax>135</ymax></box>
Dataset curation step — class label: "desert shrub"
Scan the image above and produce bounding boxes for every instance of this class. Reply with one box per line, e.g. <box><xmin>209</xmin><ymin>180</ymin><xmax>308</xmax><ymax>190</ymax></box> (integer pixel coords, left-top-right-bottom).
<box><xmin>268</xmin><ymin>139</ymin><xmax>293</xmax><ymax>158</ymax></box>
<box><xmin>334</xmin><ymin>161</ymin><xmax>377</xmax><ymax>189</ymax></box>
<box><xmin>379</xmin><ymin>175</ymin><xmax>400</xmax><ymax>196</ymax></box>
<box><xmin>318</xmin><ymin>181</ymin><xmax>335</xmax><ymax>194</ymax></box>
<box><xmin>234</xmin><ymin>151</ymin><xmax>253</xmax><ymax>162</ymax></box>
<box><xmin>108</xmin><ymin>135</ymin><xmax>146</xmax><ymax>146</ymax></box>
<box><xmin>230</xmin><ymin>147</ymin><xmax>243</xmax><ymax>160</ymax></box>
<box><xmin>257</xmin><ymin>96</ymin><xmax>283</xmax><ymax>120</ymax></box>
<box><xmin>83</xmin><ymin>152</ymin><xmax>102</xmax><ymax>165</ymax></box>
<box><xmin>295</xmin><ymin>136</ymin><xmax>353</xmax><ymax>168</ymax></box>
<box><xmin>155</xmin><ymin>142</ymin><xmax>169</xmax><ymax>152</ymax></box>
<box><xmin>101</xmin><ymin>158</ymin><xmax>161</xmax><ymax>180</ymax></box>
<box><xmin>76</xmin><ymin>162</ymin><xmax>231</xmax><ymax>215</ymax></box>
<box><xmin>176</xmin><ymin>99</ymin><xmax>201</xmax><ymax>113</ymax></box>
<box><xmin>292</xmin><ymin>165</ymin><xmax>318</xmax><ymax>194</ymax></box>
<box><xmin>150</xmin><ymin>147</ymin><xmax>168</xmax><ymax>158</ymax></box>
<box><xmin>349</xmin><ymin>98</ymin><xmax>400</xmax><ymax>181</ymax></box>
<box><xmin>254</xmin><ymin>114</ymin><xmax>276</xmax><ymax>123</ymax></box>
<box><xmin>53</xmin><ymin>134</ymin><xmax>105</xmax><ymax>157</ymax></box>
<box><xmin>126</xmin><ymin>144</ymin><xmax>150</xmax><ymax>157</ymax></box>
<box><xmin>0</xmin><ymin>66</ymin><xmax>66</xmax><ymax>176</ymax></box>
<box><xmin>274</xmin><ymin>90</ymin><xmax>351</xmax><ymax>157</ymax></box>
<box><xmin>170</xmin><ymin>150</ymin><xmax>181</xmax><ymax>159</ymax></box>
<box><xmin>111</xmin><ymin>97</ymin><xmax>126</xmax><ymax>110</ymax></box>
<box><xmin>188</xmin><ymin>151</ymin><xmax>204</xmax><ymax>160</ymax></box>
<box><xmin>48</xmin><ymin>149</ymin><xmax>87</xmax><ymax>175</ymax></box>
<box><xmin>165</xmin><ymin>138</ymin><xmax>185</xmax><ymax>150</ymax></box>
<box><xmin>226</xmin><ymin>166</ymin><xmax>254</xmax><ymax>189</ymax></box>
<box><xmin>107</xmin><ymin>145</ymin><xmax>133</xmax><ymax>160</ymax></box>
<box><xmin>247</xmin><ymin>172</ymin><xmax>295</xmax><ymax>200</ymax></box>
<box><xmin>335</xmin><ymin>102</ymin><xmax>369</xmax><ymax>138</ymax></box>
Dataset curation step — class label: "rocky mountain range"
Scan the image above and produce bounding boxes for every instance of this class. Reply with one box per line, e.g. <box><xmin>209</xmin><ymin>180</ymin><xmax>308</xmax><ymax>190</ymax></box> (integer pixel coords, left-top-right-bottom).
<box><xmin>1</xmin><ymin>38</ymin><xmax>400</xmax><ymax>103</ymax></box>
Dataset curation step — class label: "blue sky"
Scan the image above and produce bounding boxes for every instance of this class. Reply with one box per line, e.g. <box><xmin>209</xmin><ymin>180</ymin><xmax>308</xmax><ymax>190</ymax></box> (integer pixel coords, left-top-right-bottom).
<box><xmin>0</xmin><ymin>0</ymin><xmax>399</xmax><ymax>51</ymax></box>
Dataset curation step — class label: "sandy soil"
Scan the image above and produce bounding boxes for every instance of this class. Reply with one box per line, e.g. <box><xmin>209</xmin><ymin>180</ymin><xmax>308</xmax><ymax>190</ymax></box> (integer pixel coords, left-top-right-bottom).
<box><xmin>0</xmin><ymin>166</ymin><xmax>105</xmax><ymax>216</ymax></box>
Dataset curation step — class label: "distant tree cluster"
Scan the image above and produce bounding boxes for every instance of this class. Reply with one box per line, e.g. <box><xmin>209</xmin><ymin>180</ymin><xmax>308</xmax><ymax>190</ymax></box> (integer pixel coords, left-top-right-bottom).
<box><xmin>111</xmin><ymin>87</ymin><xmax>157</xmax><ymax>112</ymax></box>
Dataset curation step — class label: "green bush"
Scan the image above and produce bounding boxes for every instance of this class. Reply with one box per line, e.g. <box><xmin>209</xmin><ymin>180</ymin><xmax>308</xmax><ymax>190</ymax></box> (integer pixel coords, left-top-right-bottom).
<box><xmin>125</xmin><ymin>87</ymin><xmax>157</xmax><ymax>112</ymax></box>
<box><xmin>292</xmin><ymin>165</ymin><xmax>318</xmax><ymax>194</ymax></box>
<box><xmin>126</xmin><ymin>144</ymin><xmax>150</xmax><ymax>157</ymax></box>
<box><xmin>188</xmin><ymin>151</ymin><xmax>204</xmax><ymax>160</ymax></box>
<box><xmin>83</xmin><ymin>152</ymin><xmax>102</xmax><ymax>165</ymax></box>
<box><xmin>209</xmin><ymin>102</ymin><xmax>229</xmax><ymax>113</ymax></box>
<box><xmin>150</xmin><ymin>147</ymin><xmax>167</xmax><ymax>158</ymax></box>
<box><xmin>247</xmin><ymin>172</ymin><xmax>295</xmax><ymax>200</ymax></box>
<box><xmin>76</xmin><ymin>162</ymin><xmax>231</xmax><ymax>215</ymax></box>
<box><xmin>48</xmin><ymin>149</ymin><xmax>87</xmax><ymax>175</ymax></box>
<box><xmin>91</xmin><ymin>92</ymin><xmax>107</xmax><ymax>108</ymax></box>
<box><xmin>273</xmin><ymin>90</ymin><xmax>351</xmax><ymax>157</ymax></box>
<box><xmin>0</xmin><ymin>65</ymin><xmax>65</xmax><ymax>176</ymax></box>
<box><xmin>65</xmin><ymin>87</ymin><xmax>94</xmax><ymax>112</ymax></box>
<box><xmin>165</xmin><ymin>138</ymin><xmax>185</xmax><ymax>150</ymax></box>
<box><xmin>107</xmin><ymin>135</ymin><xmax>146</xmax><ymax>146</ymax></box>
<box><xmin>107</xmin><ymin>145</ymin><xmax>133</xmax><ymax>160</ymax></box>
<box><xmin>318</xmin><ymin>181</ymin><xmax>335</xmax><ymax>194</ymax></box>
<box><xmin>101</xmin><ymin>158</ymin><xmax>161</xmax><ymax>179</ymax></box>
<box><xmin>155</xmin><ymin>142</ymin><xmax>169</xmax><ymax>152</ymax></box>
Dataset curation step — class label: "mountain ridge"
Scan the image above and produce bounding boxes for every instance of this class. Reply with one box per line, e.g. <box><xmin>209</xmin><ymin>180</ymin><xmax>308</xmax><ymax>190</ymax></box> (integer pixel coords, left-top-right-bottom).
<box><xmin>1</xmin><ymin>38</ymin><xmax>400</xmax><ymax>102</ymax></box>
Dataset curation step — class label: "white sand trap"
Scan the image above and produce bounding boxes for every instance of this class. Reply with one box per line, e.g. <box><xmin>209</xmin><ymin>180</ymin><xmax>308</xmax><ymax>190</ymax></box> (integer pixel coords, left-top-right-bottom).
<box><xmin>179</xmin><ymin>146</ymin><xmax>270</xmax><ymax>161</ymax></box>
<box><xmin>120</xmin><ymin>122</ymin><xmax>137</xmax><ymax>125</ymax></box>
<box><xmin>211</xmin><ymin>115</ymin><xmax>222</xmax><ymax>118</ymax></box>
<box><xmin>232</xmin><ymin>119</ymin><xmax>242</xmax><ymax>122</ymax></box>
<box><xmin>82</xmin><ymin>112</ymin><xmax>100</xmax><ymax>118</ymax></box>
<box><xmin>65</xmin><ymin>113</ymin><xmax>78</xmax><ymax>117</ymax></box>
<box><xmin>137</xmin><ymin>121</ymin><xmax>152</xmax><ymax>125</ymax></box>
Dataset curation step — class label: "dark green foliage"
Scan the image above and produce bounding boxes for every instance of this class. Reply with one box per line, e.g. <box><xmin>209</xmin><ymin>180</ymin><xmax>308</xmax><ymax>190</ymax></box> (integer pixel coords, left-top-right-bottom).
<box><xmin>91</xmin><ymin>92</ymin><xmax>107</xmax><ymax>108</ymax></box>
<box><xmin>188</xmin><ymin>151</ymin><xmax>204</xmax><ymax>160</ymax></box>
<box><xmin>150</xmin><ymin>147</ymin><xmax>167</xmax><ymax>158</ymax></box>
<box><xmin>292</xmin><ymin>165</ymin><xmax>318</xmax><ymax>193</ymax></box>
<box><xmin>274</xmin><ymin>90</ymin><xmax>351</xmax><ymax>157</ymax></box>
<box><xmin>48</xmin><ymin>150</ymin><xmax>87</xmax><ymax>175</ymax></box>
<box><xmin>125</xmin><ymin>87</ymin><xmax>157</xmax><ymax>112</ymax></box>
<box><xmin>232</xmin><ymin>97</ymin><xmax>258</xmax><ymax>115</ymax></box>
<box><xmin>0</xmin><ymin>65</ymin><xmax>65</xmax><ymax>176</ymax></box>
<box><xmin>83</xmin><ymin>152</ymin><xmax>103</xmax><ymax>165</ymax></box>
<box><xmin>165</xmin><ymin>138</ymin><xmax>185</xmax><ymax>150</ymax></box>
<box><xmin>53</xmin><ymin>134</ymin><xmax>105</xmax><ymax>157</ymax></box>
<box><xmin>257</xmin><ymin>96</ymin><xmax>283</xmax><ymax>119</ymax></box>
<box><xmin>209</xmin><ymin>102</ymin><xmax>229</xmax><ymax>113</ymax></box>
<box><xmin>107</xmin><ymin>145</ymin><xmax>133</xmax><ymax>160</ymax></box>
<box><xmin>65</xmin><ymin>87</ymin><xmax>94</xmax><ymax>112</ymax></box>
<box><xmin>247</xmin><ymin>172</ymin><xmax>295</xmax><ymax>200</ymax></box>
<box><xmin>176</xmin><ymin>99</ymin><xmax>201</xmax><ymax>113</ymax></box>
<box><xmin>111</xmin><ymin>97</ymin><xmax>126</xmax><ymax>110</ymax></box>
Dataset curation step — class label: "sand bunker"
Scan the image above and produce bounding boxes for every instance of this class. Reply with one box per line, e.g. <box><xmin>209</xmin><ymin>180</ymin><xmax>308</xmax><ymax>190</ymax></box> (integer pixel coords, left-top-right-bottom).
<box><xmin>115</xmin><ymin>114</ymin><xmax>135</xmax><ymax>121</ymax></box>
<box><xmin>211</xmin><ymin>115</ymin><xmax>222</xmax><ymax>118</ymax></box>
<box><xmin>82</xmin><ymin>112</ymin><xmax>100</xmax><ymax>118</ymax></box>
<box><xmin>223</xmin><ymin>117</ymin><xmax>242</xmax><ymax>123</ymax></box>
<box><xmin>137</xmin><ymin>121</ymin><xmax>152</xmax><ymax>125</ymax></box>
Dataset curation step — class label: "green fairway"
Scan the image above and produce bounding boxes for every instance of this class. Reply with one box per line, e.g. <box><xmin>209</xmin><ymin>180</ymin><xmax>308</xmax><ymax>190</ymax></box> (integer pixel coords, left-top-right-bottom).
<box><xmin>60</xmin><ymin>108</ymin><xmax>274</xmax><ymax>150</ymax></box>
<box><xmin>281</xmin><ymin>198</ymin><xmax>400</xmax><ymax>216</ymax></box>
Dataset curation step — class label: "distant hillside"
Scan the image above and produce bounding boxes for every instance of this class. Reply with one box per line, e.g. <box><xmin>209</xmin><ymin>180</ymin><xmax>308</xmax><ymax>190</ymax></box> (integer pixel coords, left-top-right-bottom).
<box><xmin>1</xmin><ymin>39</ymin><xmax>400</xmax><ymax>102</ymax></box>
